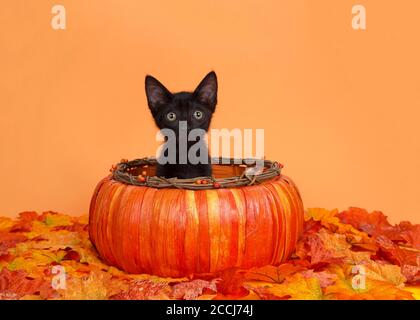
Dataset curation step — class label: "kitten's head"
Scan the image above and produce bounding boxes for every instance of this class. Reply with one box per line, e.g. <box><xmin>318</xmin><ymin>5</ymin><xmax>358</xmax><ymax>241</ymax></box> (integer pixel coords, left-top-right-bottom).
<box><xmin>145</xmin><ymin>71</ymin><xmax>217</xmax><ymax>132</ymax></box>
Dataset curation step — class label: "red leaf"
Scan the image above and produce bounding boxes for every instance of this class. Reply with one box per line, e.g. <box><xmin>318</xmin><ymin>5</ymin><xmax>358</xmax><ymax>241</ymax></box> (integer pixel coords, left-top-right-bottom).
<box><xmin>0</xmin><ymin>232</ymin><xmax>27</xmax><ymax>256</ymax></box>
<box><xmin>18</xmin><ymin>211</ymin><xmax>39</xmax><ymax>222</ymax></box>
<box><xmin>401</xmin><ymin>265</ymin><xmax>420</xmax><ymax>285</ymax></box>
<box><xmin>0</xmin><ymin>268</ymin><xmax>55</xmax><ymax>299</ymax></box>
<box><xmin>10</xmin><ymin>211</ymin><xmax>39</xmax><ymax>233</ymax></box>
<box><xmin>62</xmin><ymin>250</ymin><xmax>81</xmax><ymax>262</ymax></box>
<box><xmin>400</xmin><ymin>224</ymin><xmax>420</xmax><ymax>250</ymax></box>
<box><xmin>9</xmin><ymin>222</ymin><xmax>32</xmax><ymax>233</ymax></box>
<box><xmin>303</xmin><ymin>219</ymin><xmax>322</xmax><ymax>234</ymax></box>
<box><xmin>338</xmin><ymin>207</ymin><xmax>403</xmax><ymax>241</ymax></box>
<box><xmin>374</xmin><ymin>236</ymin><xmax>420</xmax><ymax>284</ymax></box>
<box><xmin>307</xmin><ymin>233</ymin><xmax>346</xmax><ymax>265</ymax></box>
<box><xmin>214</xmin><ymin>268</ymin><xmax>249</xmax><ymax>298</ymax></box>
<box><xmin>52</xmin><ymin>222</ymin><xmax>87</xmax><ymax>233</ymax></box>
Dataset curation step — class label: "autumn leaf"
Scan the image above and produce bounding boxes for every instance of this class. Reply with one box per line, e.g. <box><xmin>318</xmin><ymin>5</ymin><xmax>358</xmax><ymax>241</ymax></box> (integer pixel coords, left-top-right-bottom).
<box><xmin>326</xmin><ymin>279</ymin><xmax>414</xmax><ymax>300</ymax></box>
<box><xmin>211</xmin><ymin>268</ymin><xmax>249</xmax><ymax>299</ymax></box>
<box><xmin>400</xmin><ymin>224</ymin><xmax>420</xmax><ymax>250</ymax></box>
<box><xmin>52</xmin><ymin>222</ymin><xmax>87</xmax><ymax>233</ymax></box>
<box><xmin>58</xmin><ymin>270</ymin><xmax>129</xmax><ymax>300</ymax></box>
<box><xmin>305</xmin><ymin>208</ymin><xmax>374</xmax><ymax>251</ymax></box>
<box><xmin>362</xmin><ymin>261</ymin><xmax>407</xmax><ymax>287</ymax></box>
<box><xmin>0</xmin><ymin>232</ymin><xmax>27</xmax><ymax>246</ymax></box>
<box><xmin>305</xmin><ymin>208</ymin><xmax>340</xmax><ymax>224</ymax></box>
<box><xmin>0</xmin><ymin>268</ymin><xmax>56</xmax><ymax>300</ymax></box>
<box><xmin>41</xmin><ymin>211</ymin><xmax>73</xmax><ymax>228</ymax></box>
<box><xmin>301</xmin><ymin>269</ymin><xmax>337</xmax><ymax>288</ymax></box>
<box><xmin>373</xmin><ymin>235</ymin><xmax>420</xmax><ymax>284</ymax></box>
<box><xmin>0</xmin><ymin>217</ymin><xmax>14</xmax><ymax>232</ymax></box>
<box><xmin>0</xmin><ymin>208</ymin><xmax>418</xmax><ymax>300</ymax></box>
<box><xmin>26</xmin><ymin>229</ymin><xmax>81</xmax><ymax>249</ymax></box>
<box><xmin>338</xmin><ymin>207</ymin><xmax>403</xmax><ymax>241</ymax></box>
<box><xmin>171</xmin><ymin>279</ymin><xmax>218</xmax><ymax>300</ymax></box>
<box><xmin>375</xmin><ymin>236</ymin><xmax>419</xmax><ymax>263</ymax></box>
<box><xmin>400</xmin><ymin>265</ymin><xmax>420</xmax><ymax>285</ymax></box>
<box><xmin>323</xmin><ymin>266</ymin><xmax>413</xmax><ymax>300</ymax></box>
<box><xmin>0</xmin><ymin>232</ymin><xmax>27</xmax><ymax>257</ymax></box>
<box><xmin>62</xmin><ymin>249</ymin><xmax>81</xmax><ymax>262</ymax></box>
<box><xmin>9</xmin><ymin>211</ymin><xmax>39</xmax><ymax>233</ymax></box>
<box><xmin>244</xmin><ymin>263</ymin><xmax>306</xmax><ymax>283</ymax></box>
<box><xmin>7</xmin><ymin>248</ymin><xmax>66</xmax><ymax>278</ymax></box>
<box><xmin>110</xmin><ymin>279</ymin><xmax>171</xmax><ymax>300</ymax></box>
<box><xmin>404</xmin><ymin>286</ymin><xmax>420</xmax><ymax>300</ymax></box>
<box><xmin>303</xmin><ymin>229</ymin><xmax>371</xmax><ymax>266</ymax></box>
<box><xmin>250</xmin><ymin>287</ymin><xmax>291</xmax><ymax>300</ymax></box>
<box><xmin>246</xmin><ymin>273</ymin><xmax>323</xmax><ymax>300</ymax></box>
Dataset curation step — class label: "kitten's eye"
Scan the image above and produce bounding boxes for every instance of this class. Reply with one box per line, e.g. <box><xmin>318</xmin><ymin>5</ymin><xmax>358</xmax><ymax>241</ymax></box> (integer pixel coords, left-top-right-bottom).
<box><xmin>166</xmin><ymin>112</ymin><xmax>177</xmax><ymax>121</ymax></box>
<box><xmin>193</xmin><ymin>110</ymin><xmax>203</xmax><ymax>120</ymax></box>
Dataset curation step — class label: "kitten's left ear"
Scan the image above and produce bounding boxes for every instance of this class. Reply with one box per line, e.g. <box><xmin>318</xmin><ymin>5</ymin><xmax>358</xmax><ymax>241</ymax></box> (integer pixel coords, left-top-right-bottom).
<box><xmin>193</xmin><ymin>71</ymin><xmax>218</xmax><ymax>111</ymax></box>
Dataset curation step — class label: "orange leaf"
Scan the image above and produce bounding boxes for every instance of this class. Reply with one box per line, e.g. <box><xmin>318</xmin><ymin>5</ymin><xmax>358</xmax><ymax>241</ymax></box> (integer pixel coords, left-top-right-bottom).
<box><xmin>0</xmin><ymin>268</ymin><xmax>55</xmax><ymax>299</ymax></box>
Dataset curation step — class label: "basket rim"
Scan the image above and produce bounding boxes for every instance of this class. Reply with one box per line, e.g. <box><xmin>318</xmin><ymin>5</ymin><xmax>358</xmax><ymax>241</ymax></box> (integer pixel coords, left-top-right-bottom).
<box><xmin>111</xmin><ymin>157</ymin><xmax>283</xmax><ymax>190</ymax></box>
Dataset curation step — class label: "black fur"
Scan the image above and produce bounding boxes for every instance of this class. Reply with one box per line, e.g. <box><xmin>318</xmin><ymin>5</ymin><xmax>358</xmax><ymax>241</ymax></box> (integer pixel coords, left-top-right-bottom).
<box><xmin>145</xmin><ymin>71</ymin><xmax>217</xmax><ymax>178</ymax></box>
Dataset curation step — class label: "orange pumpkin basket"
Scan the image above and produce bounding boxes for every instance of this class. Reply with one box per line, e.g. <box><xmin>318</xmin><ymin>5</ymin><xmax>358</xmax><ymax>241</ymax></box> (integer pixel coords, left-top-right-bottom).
<box><xmin>89</xmin><ymin>158</ymin><xmax>304</xmax><ymax>277</ymax></box>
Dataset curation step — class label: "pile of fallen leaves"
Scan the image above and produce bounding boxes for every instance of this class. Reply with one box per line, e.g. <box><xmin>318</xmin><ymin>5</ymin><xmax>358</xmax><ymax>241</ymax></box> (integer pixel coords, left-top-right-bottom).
<box><xmin>0</xmin><ymin>208</ymin><xmax>419</xmax><ymax>300</ymax></box>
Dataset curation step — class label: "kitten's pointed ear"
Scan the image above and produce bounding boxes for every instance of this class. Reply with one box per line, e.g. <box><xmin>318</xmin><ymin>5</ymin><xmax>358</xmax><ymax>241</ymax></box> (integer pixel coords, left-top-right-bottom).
<box><xmin>145</xmin><ymin>75</ymin><xmax>172</xmax><ymax>113</ymax></box>
<box><xmin>193</xmin><ymin>71</ymin><xmax>218</xmax><ymax>111</ymax></box>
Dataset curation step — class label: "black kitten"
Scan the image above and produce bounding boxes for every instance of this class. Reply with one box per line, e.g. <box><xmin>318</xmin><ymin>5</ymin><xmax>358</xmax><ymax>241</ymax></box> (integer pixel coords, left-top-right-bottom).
<box><xmin>145</xmin><ymin>71</ymin><xmax>218</xmax><ymax>179</ymax></box>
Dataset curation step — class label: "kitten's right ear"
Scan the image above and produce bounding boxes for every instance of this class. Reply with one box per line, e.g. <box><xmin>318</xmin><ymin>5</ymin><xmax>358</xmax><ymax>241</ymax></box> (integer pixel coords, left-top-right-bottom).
<box><xmin>145</xmin><ymin>75</ymin><xmax>172</xmax><ymax>113</ymax></box>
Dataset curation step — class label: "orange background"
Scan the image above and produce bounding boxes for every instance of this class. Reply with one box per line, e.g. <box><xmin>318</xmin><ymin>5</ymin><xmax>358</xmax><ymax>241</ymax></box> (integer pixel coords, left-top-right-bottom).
<box><xmin>1</xmin><ymin>0</ymin><xmax>419</xmax><ymax>223</ymax></box>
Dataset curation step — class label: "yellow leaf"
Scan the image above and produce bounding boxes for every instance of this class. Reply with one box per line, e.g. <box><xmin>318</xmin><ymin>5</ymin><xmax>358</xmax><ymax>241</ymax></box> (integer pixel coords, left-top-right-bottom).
<box><xmin>20</xmin><ymin>295</ymin><xmax>43</xmax><ymax>300</ymax></box>
<box><xmin>73</xmin><ymin>215</ymin><xmax>89</xmax><ymax>225</ymax></box>
<box><xmin>7</xmin><ymin>249</ymin><xmax>63</xmax><ymax>277</ymax></box>
<box><xmin>44</xmin><ymin>213</ymin><xmax>73</xmax><ymax>227</ymax></box>
<box><xmin>305</xmin><ymin>208</ymin><xmax>339</xmax><ymax>223</ymax></box>
<box><xmin>0</xmin><ymin>217</ymin><xmax>14</xmax><ymax>231</ymax></box>
<box><xmin>58</xmin><ymin>271</ymin><xmax>127</xmax><ymax>300</ymax></box>
<box><xmin>246</xmin><ymin>273</ymin><xmax>323</xmax><ymax>300</ymax></box>
<box><xmin>27</xmin><ymin>230</ymin><xmax>81</xmax><ymax>249</ymax></box>
<box><xmin>404</xmin><ymin>286</ymin><xmax>420</xmax><ymax>300</ymax></box>
<box><xmin>25</xmin><ymin>220</ymin><xmax>53</xmax><ymax>239</ymax></box>
<box><xmin>363</xmin><ymin>262</ymin><xmax>406</xmax><ymax>287</ymax></box>
<box><xmin>324</xmin><ymin>266</ymin><xmax>414</xmax><ymax>300</ymax></box>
